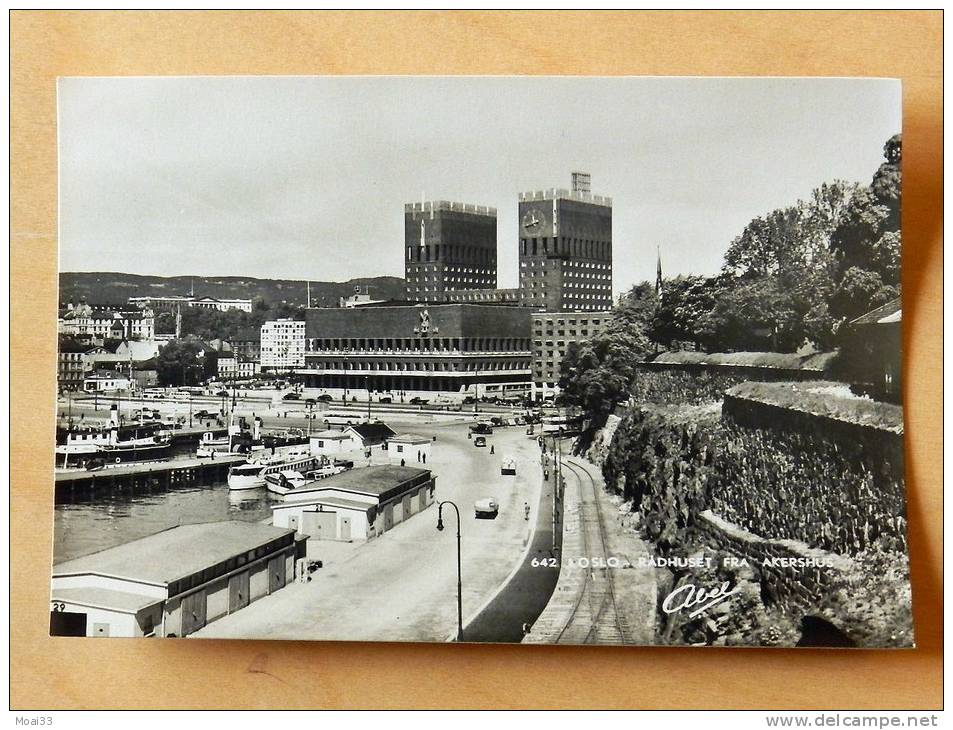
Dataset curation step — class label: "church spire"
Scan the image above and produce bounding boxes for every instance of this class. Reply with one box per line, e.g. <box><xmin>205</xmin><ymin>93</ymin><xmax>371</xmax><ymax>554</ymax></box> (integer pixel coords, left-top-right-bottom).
<box><xmin>655</xmin><ymin>245</ymin><xmax>663</xmax><ymax>299</ymax></box>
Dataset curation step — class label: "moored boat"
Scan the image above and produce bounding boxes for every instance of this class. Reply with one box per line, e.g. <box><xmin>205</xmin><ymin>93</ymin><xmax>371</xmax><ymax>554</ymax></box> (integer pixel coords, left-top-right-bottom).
<box><xmin>227</xmin><ymin>450</ymin><xmax>321</xmax><ymax>491</ymax></box>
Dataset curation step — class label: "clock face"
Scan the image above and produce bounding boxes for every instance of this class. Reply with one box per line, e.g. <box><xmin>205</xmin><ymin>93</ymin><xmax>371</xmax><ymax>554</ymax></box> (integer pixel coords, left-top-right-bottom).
<box><xmin>522</xmin><ymin>209</ymin><xmax>545</xmax><ymax>234</ymax></box>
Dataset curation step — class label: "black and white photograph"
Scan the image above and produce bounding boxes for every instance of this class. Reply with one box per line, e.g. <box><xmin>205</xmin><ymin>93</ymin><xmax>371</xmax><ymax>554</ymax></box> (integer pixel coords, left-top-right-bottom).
<box><xmin>49</xmin><ymin>75</ymin><xmax>910</xmax><ymax>648</ymax></box>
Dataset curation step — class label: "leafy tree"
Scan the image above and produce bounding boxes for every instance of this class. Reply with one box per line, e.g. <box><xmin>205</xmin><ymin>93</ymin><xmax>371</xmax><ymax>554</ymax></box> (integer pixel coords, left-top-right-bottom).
<box><xmin>651</xmin><ymin>275</ymin><xmax>721</xmax><ymax>350</ymax></box>
<box><xmin>155</xmin><ymin>339</ymin><xmax>209</xmax><ymax>386</ymax></box>
<box><xmin>829</xmin><ymin>135</ymin><xmax>901</xmax><ymax>320</ymax></box>
<box><xmin>560</xmin><ymin>302</ymin><xmax>652</xmax><ymax>424</ymax></box>
<box><xmin>154</xmin><ymin>311</ymin><xmax>177</xmax><ymax>335</ymax></box>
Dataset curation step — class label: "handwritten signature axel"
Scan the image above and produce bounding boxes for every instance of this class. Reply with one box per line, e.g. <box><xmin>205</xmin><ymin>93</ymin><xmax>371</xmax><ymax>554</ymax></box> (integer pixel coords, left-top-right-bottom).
<box><xmin>662</xmin><ymin>581</ymin><xmax>739</xmax><ymax>619</ymax></box>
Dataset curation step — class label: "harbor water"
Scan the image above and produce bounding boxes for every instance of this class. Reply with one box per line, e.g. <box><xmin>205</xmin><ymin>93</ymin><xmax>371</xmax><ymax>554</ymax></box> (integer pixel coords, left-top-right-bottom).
<box><xmin>53</xmin><ymin>476</ymin><xmax>279</xmax><ymax>563</ymax></box>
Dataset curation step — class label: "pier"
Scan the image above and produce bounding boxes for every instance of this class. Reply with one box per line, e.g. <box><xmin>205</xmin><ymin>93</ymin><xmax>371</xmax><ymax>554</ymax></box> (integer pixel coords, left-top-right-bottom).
<box><xmin>54</xmin><ymin>455</ymin><xmax>247</xmax><ymax>503</ymax></box>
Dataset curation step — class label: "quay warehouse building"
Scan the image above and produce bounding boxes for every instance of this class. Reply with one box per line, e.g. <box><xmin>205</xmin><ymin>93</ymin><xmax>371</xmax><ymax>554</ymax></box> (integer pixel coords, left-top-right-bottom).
<box><xmin>300</xmin><ymin>172</ymin><xmax>614</xmax><ymax>400</ymax></box>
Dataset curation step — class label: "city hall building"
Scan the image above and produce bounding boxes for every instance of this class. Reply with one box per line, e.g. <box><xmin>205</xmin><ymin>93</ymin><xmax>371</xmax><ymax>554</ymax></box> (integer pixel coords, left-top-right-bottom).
<box><xmin>518</xmin><ymin>172</ymin><xmax>613</xmax><ymax>312</ymax></box>
<box><xmin>404</xmin><ymin>200</ymin><xmax>498</xmax><ymax>303</ymax></box>
<box><xmin>532</xmin><ymin>311</ymin><xmax>611</xmax><ymax>399</ymax></box>
<box><xmin>303</xmin><ymin>302</ymin><xmax>532</xmax><ymax>396</ymax></box>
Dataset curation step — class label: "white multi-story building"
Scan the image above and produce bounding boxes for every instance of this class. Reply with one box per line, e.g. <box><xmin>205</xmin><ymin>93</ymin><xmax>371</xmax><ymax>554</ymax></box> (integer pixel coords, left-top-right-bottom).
<box><xmin>58</xmin><ymin>300</ymin><xmax>155</xmax><ymax>342</ymax></box>
<box><xmin>217</xmin><ymin>356</ymin><xmax>261</xmax><ymax>380</ymax></box>
<box><xmin>127</xmin><ymin>295</ymin><xmax>253</xmax><ymax>313</ymax></box>
<box><xmin>260</xmin><ymin>319</ymin><xmax>306</xmax><ymax>372</ymax></box>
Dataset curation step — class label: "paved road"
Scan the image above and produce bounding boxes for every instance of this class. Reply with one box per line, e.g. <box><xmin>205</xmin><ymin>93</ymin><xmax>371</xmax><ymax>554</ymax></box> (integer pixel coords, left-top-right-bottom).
<box><xmin>193</xmin><ymin>420</ymin><xmax>546</xmax><ymax>643</ymax></box>
<box><xmin>463</xmin><ymin>440</ymin><xmax>565</xmax><ymax>643</ymax></box>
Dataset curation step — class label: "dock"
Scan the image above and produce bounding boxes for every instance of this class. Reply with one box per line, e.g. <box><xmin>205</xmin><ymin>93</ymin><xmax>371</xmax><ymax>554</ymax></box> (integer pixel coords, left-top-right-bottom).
<box><xmin>54</xmin><ymin>455</ymin><xmax>247</xmax><ymax>503</ymax></box>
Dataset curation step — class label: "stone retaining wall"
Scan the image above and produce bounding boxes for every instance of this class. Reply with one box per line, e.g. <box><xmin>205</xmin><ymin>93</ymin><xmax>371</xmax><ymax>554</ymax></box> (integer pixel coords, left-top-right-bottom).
<box><xmin>696</xmin><ymin>510</ymin><xmax>852</xmax><ymax>614</ymax></box>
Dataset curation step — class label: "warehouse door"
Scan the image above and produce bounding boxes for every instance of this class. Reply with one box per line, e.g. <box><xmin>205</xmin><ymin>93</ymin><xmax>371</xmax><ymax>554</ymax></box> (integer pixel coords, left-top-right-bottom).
<box><xmin>268</xmin><ymin>556</ymin><xmax>286</xmax><ymax>593</ymax></box>
<box><xmin>50</xmin><ymin>610</ymin><xmax>86</xmax><ymax>637</ymax></box>
<box><xmin>340</xmin><ymin>516</ymin><xmax>351</xmax><ymax>540</ymax></box>
<box><xmin>228</xmin><ymin>571</ymin><xmax>250</xmax><ymax>613</ymax></box>
<box><xmin>303</xmin><ymin>510</ymin><xmax>336</xmax><ymax>539</ymax></box>
<box><xmin>180</xmin><ymin>592</ymin><xmax>207</xmax><ymax>636</ymax></box>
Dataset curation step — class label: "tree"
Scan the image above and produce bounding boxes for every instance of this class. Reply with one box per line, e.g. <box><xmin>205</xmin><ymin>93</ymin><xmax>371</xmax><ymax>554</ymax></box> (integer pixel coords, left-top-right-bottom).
<box><xmin>559</xmin><ymin>301</ymin><xmax>652</xmax><ymax>424</ymax></box>
<box><xmin>829</xmin><ymin>135</ymin><xmax>901</xmax><ymax>320</ymax></box>
<box><xmin>154</xmin><ymin>311</ymin><xmax>177</xmax><ymax>335</ymax></box>
<box><xmin>155</xmin><ymin>339</ymin><xmax>208</xmax><ymax>386</ymax></box>
<box><xmin>651</xmin><ymin>275</ymin><xmax>720</xmax><ymax>349</ymax></box>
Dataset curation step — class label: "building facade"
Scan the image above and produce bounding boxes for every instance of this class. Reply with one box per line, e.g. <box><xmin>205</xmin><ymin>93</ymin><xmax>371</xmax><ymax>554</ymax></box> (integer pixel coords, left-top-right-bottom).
<box><xmin>50</xmin><ymin>522</ymin><xmax>300</xmax><ymax>638</ymax></box>
<box><xmin>217</xmin><ymin>356</ymin><xmax>261</xmax><ymax>380</ymax></box>
<box><xmin>59</xmin><ymin>300</ymin><xmax>155</xmax><ymax>342</ymax></box>
<box><xmin>260</xmin><ymin>319</ymin><xmax>306</xmax><ymax>372</ymax></box>
<box><xmin>303</xmin><ymin>303</ymin><xmax>532</xmax><ymax>395</ymax></box>
<box><xmin>531</xmin><ymin>311</ymin><xmax>610</xmax><ymax>399</ymax></box>
<box><xmin>231</xmin><ymin>328</ymin><xmax>261</xmax><ymax>363</ymax></box>
<box><xmin>128</xmin><ymin>295</ymin><xmax>253</xmax><ymax>313</ymax></box>
<box><xmin>441</xmin><ymin>288</ymin><xmax>520</xmax><ymax>304</ymax></box>
<box><xmin>404</xmin><ymin>201</ymin><xmax>498</xmax><ymax>303</ymax></box>
<box><xmin>57</xmin><ymin>338</ymin><xmax>92</xmax><ymax>392</ymax></box>
<box><xmin>518</xmin><ymin>174</ymin><xmax>613</xmax><ymax>311</ymax></box>
<box><xmin>270</xmin><ymin>465</ymin><xmax>435</xmax><ymax>542</ymax></box>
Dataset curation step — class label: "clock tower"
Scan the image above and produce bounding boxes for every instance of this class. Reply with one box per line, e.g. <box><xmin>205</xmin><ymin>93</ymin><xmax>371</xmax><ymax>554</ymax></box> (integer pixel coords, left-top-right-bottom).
<box><xmin>517</xmin><ymin>172</ymin><xmax>613</xmax><ymax>311</ymax></box>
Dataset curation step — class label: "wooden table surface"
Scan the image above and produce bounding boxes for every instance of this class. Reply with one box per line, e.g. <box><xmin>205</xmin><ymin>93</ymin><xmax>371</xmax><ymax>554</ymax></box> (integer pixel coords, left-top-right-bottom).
<box><xmin>11</xmin><ymin>10</ymin><xmax>942</xmax><ymax>710</ymax></box>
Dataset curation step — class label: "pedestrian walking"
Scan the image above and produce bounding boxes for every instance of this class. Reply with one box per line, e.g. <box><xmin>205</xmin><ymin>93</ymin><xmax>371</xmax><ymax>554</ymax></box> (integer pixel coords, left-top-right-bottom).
<box><xmin>524</xmin><ymin>502</ymin><xmax>530</xmax><ymax>521</ymax></box>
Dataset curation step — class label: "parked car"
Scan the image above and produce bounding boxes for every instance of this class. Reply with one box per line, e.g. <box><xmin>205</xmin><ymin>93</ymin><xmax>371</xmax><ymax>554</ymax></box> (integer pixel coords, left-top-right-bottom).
<box><xmin>282</xmin><ymin>392</ymin><xmax>301</xmax><ymax>401</ymax></box>
<box><xmin>474</xmin><ymin>497</ymin><xmax>499</xmax><ymax>519</ymax></box>
<box><xmin>305</xmin><ymin>398</ymin><xmax>317</xmax><ymax>406</ymax></box>
<box><xmin>215</xmin><ymin>390</ymin><xmax>229</xmax><ymax>397</ymax></box>
<box><xmin>193</xmin><ymin>409</ymin><xmax>213</xmax><ymax>419</ymax></box>
<box><xmin>316</xmin><ymin>394</ymin><xmax>334</xmax><ymax>402</ymax></box>
<box><xmin>378</xmin><ymin>396</ymin><xmax>393</xmax><ymax>404</ymax></box>
<box><xmin>333</xmin><ymin>458</ymin><xmax>355</xmax><ymax>469</ymax></box>
<box><xmin>409</xmin><ymin>397</ymin><xmax>429</xmax><ymax>405</ymax></box>
<box><xmin>462</xmin><ymin>396</ymin><xmax>477</xmax><ymax>405</ymax></box>
<box><xmin>474</xmin><ymin>436</ymin><xmax>487</xmax><ymax>448</ymax></box>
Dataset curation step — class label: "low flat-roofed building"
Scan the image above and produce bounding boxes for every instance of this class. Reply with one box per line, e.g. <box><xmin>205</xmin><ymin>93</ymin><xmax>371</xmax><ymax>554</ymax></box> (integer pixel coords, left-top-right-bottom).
<box><xmin>271</xmin><ymin>465</ymin><xmax>435</xmax><ymax>541</ymax></box>
<box><xmin>387</xmin><ymin>433</ymin><xmax>432</xmax><ymax>465</ymax></box>
<box><xmin>303</xmin><ymin>303</ymin><xmax>532</xmax><ymax>397</ymax></box>
<box><xmin>309</xmin><ymin>429</ymin><xmax>354</xmax><ymax>457</ymax></box>
<box><xmin>50</xmin><ymin>521</ymin><xmax>301</xmax><ymax>638</ymax></box>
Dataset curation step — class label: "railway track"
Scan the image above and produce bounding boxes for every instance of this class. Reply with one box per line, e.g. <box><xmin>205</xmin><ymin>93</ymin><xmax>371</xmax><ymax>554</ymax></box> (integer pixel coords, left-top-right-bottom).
<box><xmin>554</xmin><ymin>458</ymin><xmax>630</xmax><ymax>645</ymax></box>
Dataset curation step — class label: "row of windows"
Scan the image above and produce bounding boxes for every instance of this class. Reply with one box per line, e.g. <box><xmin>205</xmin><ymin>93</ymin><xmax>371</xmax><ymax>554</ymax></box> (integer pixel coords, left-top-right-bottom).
<box><xmin>307</xmin><ymin>337</ymin><xmax>530</xmax><ymax>352</ymax></box>
<box><xmin>519</xmin><ymin>237</ymin><xmax>611</xmax><ymax>260</ymax></box>
<box><xmin>406</xmin><ymin>245</ymin><xmax>496</xmax><ymax>265</ymax></box>
<box><xmin>308</xmin><ymin>360</ymin><xmax>528</xmax><ymax>372</ymax></box>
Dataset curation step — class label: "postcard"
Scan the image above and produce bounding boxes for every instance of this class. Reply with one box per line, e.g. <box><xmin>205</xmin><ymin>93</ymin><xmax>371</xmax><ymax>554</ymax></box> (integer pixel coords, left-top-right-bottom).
<box><xmin>50</xmin><ymin>76</ymin><xmax>909</xmax><ymax>647</ymax></box>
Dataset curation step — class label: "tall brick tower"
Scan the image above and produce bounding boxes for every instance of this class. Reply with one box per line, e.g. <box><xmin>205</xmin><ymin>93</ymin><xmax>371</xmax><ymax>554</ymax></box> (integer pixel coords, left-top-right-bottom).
<box><xmin>517</xmin><ymin>173</ymin><xmax>612</xmax><ymax>311</ymax></box>
<box><xmin>404</xmin><ymin>201</ymin><xmax>498</xmax><ymax>303</ymax></box>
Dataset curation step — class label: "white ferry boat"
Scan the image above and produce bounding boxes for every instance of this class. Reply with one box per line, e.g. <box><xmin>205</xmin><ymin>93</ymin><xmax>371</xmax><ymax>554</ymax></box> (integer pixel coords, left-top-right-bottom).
<box><xmin>264</xmin><ymin>462</ymin><xmax>349</xmax><ymax>497</ymax></box>
<box><xmin>227</xmin><ymin>449</ymin><xmax>321</xmax><ymax>491</ymax></box>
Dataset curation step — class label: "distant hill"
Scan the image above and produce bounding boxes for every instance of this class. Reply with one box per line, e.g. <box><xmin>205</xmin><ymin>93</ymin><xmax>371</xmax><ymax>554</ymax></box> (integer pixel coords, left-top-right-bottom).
<box><xmin>58</xmin><ymin>272</ymin><xmax>406</xmax><ymax>308</ymax></box>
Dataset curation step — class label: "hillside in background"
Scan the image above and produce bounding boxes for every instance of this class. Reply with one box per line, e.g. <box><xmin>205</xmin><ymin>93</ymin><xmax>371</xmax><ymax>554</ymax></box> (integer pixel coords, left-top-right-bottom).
<box><xmin>58</xmin><ymin>272</ymin><xmax>406</xmax><ymax>308</ymax></box>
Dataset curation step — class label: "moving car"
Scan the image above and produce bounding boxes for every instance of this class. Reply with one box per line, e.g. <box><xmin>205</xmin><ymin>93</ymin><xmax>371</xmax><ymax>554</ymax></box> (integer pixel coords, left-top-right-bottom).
<box><xmin>474</xmin><ymin>436</ymin><xmax>487</xmax><ymax>448</ymax></box>
<box><xmin>282</xmin><ymin>392</ymin><xmax>301</xmax><ymax>401</ymax></box>
<box><xmin>469</xmin><ymin>422</ymin><xmax>494</xmax><ymax>435</ymax></box>
<box><xmin>193</xmin><ymin>409</ymin><xmax>213</xmax><ymax>419</ymax></box>
<box><xmin>474</xmin><ymin>498</ymin><xmax>499</xmax><ymax>519</ymax></box>
<box><xmin>501</xmin><ymin>457</ymin><xmax>517</xmax><ymax>476</ymax></box>
<box><xmin>316</xmin><ymin>394</ymin><xmax>334</xmax><ymax>402</ymax></box>
<box><xmin>378</xmin><ymin>396</ymin><xmax>393</xmax><ymax>403</ymax></box>
<box><xmin>409</xmin><ymin>397</ymin><xmax>429</xmax><ymax>405</ymax></box>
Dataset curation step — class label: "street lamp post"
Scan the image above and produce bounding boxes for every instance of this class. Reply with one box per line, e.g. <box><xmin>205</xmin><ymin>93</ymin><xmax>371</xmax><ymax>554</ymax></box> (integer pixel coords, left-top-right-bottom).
<box><xmin>436</xmin><ymin>500</ymin><xmax>463</xmax><ymax>642</ymax></box>
<box><xmin>365</xmin><ymin>375</ymin><xmax>371</xmax><ymax>422</ymax></box>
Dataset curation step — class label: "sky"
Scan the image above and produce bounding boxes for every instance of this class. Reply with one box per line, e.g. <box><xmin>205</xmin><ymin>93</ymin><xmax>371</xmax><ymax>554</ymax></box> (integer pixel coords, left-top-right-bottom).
<box><xmin>58</xmin><ymin>76</ymin><xmax>901</xmax><ymax>295</ymax></box>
